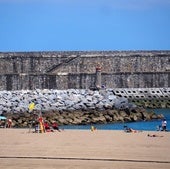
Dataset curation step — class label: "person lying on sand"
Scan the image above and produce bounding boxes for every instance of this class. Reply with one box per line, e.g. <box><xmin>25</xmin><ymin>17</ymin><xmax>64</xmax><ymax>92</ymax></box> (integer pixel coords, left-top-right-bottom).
<box><xmin>147</xmin><ymin>134</ymin><xmax>164</xmax><ymax>137</ymax></box>
<box><xmin>123</xmin><ymin>125</ymin><xmax>142</xmax><ymax>133</ymax></box>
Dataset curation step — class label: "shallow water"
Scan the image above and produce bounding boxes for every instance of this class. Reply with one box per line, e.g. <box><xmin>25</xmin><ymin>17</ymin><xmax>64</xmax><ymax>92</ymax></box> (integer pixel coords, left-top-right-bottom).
<box><xmin>61</xmin><ymin>109</ymin><xmax>170</xmax><ymax>131</ymax></box>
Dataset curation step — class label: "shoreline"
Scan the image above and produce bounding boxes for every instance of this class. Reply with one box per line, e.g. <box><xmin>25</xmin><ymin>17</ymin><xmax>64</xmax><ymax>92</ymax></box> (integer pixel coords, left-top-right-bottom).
<box><xmin>0</xmin><ymin>129</ymin><xmax>170</xmax><ymax>169</ymax></box>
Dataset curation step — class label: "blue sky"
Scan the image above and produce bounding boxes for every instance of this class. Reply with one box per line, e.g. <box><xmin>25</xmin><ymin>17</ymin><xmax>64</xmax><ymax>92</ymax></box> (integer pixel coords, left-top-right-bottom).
<box><xmin>0</xmin><ymin>0</ymin><xmax>170</xmax><ymax>52</ymax></box>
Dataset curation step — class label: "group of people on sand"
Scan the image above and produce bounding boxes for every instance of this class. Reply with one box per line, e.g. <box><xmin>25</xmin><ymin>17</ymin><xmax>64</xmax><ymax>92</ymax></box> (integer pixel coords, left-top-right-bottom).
<box><xmin>124</xmin><ymin>118</ymin><xmax>168</xmax><ymax>133</ymax></box>
<box><xmin>123</xmin><ymin>118</ymin><xmax>168</xmax><ymax>138</ymax></box>
<box><xmin>34</xmin><ymin>120</ymin><xmax>61</xmax><ymax>133</ymax></box>
<box><xmin>0</xmin><ymin>118</ymin><xmax>12</xmax><ymax>128</ymax></box>
<box><xmin>43</xmin><ymin>121</ymin><xmax>61</xmax><ymax>132</ymax></box>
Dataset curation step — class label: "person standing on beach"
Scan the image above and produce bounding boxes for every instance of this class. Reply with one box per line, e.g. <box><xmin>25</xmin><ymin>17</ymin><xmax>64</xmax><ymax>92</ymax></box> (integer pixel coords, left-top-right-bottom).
<box><xmin>161</xmin><ymin>119</ymin><xmax>167</xmax><ymax>131</ymax></box>
<box><xmin>7</xmin><ymin>118</ymin><xmax>12</xmax><ymax>128</ymax></box>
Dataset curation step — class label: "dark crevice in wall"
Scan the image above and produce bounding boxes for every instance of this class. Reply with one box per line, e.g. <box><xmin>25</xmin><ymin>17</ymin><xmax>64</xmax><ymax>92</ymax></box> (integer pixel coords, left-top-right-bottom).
<box><xmin>6</xmin><ymin>75</ymin><xmax>12</xmax><ymax>90</ymax></box>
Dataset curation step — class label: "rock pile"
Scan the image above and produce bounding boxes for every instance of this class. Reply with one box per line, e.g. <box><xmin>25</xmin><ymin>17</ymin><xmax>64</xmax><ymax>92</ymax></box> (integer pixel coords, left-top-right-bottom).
<box><xmin>2</xmin><ymin>108</ymin><xmax>163</xmax><ymax>128</ymax></box>
<box><xmin>0</xmin><ymin>89</ymin><xmax>134</xmax><ymax>114</ymax></box>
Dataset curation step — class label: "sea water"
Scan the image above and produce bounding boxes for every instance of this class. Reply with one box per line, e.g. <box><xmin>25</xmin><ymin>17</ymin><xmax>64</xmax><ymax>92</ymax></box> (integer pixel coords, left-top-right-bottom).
<box><xmin>62</xmin><ymin>109</ymin><xmax>170</xmax><ymax>131</ymax></box>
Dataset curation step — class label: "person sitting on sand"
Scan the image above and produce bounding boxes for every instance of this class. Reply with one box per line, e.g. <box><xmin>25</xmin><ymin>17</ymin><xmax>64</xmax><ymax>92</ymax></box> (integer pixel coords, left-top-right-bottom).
<box><xmin>91</xmin><ymin>125</ymin><xmax>97</xmax><ymax>132</ymax></box>
<box><xmin>43</xmin><ymin>121</ymin><xmax>54</xmax><ymax>132</ymax></box>
<box><xmin>34</xmin><ymin>122</ymin><xmax>40</xmax><ymax>133</ymax></box>
<box><xmin>52</xmin><ymin>122</ymin><xmax>61</xmax><ymax>132</ymax></box>
<box><xmin>156</xmin><ymin>125</ymin><xmax>162</xmax><ymax>131</ymax></box>
<box><xmin>44</xmin><ymin>121</ymin><xmax>50</xmax><ymax>130</ymax></box>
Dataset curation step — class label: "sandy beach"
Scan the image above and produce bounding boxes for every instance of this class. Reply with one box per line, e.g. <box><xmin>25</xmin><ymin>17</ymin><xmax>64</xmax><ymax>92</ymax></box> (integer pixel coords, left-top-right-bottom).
<box><xmin>0</xmin><ymin>128</ymin><xmax>170</xmax><ymax>169</ymax></box>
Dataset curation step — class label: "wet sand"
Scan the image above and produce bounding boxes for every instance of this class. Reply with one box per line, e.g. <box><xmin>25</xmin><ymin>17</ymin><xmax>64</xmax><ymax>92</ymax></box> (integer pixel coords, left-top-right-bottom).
<box><xmin>0</xmin><ymin>128</ymin><xmax>170</xmax><ymax>169</ymax></box>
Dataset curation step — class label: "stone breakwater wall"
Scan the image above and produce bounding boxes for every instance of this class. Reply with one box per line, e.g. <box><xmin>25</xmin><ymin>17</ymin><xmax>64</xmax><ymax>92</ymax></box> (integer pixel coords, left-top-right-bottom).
<box><xmin>2</xmin><ymin>108</ymin><xmax>163</xmax><ymax>128</ymax></box>
<box><xmin>0</xmin><ymin>51</ymin><xmax>170</xmax><ymax>90</ymax></box>
<box><xmin>0</xmin><ymin>89</ymin><xmax>163</xmax><ymax>127</ymax></box>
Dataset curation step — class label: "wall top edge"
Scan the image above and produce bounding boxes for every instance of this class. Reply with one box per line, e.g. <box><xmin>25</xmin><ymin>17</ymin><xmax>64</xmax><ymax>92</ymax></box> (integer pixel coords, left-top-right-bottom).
<box><xmin>0</xmin><ymin>50</ymin><xmax>170</xmax><ymax>58</ymax></box>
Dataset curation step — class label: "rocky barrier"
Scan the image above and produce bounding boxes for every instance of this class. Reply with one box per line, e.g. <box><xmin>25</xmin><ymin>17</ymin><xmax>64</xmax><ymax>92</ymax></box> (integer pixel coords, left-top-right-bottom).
<box><xmin>0</xmin><ymin>89</ymin><xmax>164</xmax><ymax>127</ymax></box>
<box><xmin>1</xmin><ymin>108</ymin><xmax>163</xmax><ymax>128</ymax></box>
<box><xmin>0</xmin><ymin>89</ymin><xmax>134</xmax><ymax>114</ymax></box>
<box><xmin>132</xmin><ymin>99</ymin><xmax>170</xmax><ymax>109</ymax></box>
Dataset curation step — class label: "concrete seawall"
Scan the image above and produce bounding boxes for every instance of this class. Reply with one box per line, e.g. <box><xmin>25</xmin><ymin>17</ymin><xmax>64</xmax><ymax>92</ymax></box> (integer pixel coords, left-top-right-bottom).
<box><xmin>113</xmin><ymin>88</ymin><xmax>170</xmax><ymax>100</ymax></box>
<box><xmin>112</xmin><ymin>88</ymin><xmax>170</xmax><ymax>108</ymax></box>
<box><xmin>0</xmin><ymin>51</ymin><xmax>170</xmax><ymax>90</ymax></box>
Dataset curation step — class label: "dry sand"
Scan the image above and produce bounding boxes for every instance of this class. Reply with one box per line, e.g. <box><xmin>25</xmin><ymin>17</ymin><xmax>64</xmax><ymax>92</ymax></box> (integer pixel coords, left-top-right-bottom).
<box><xmin>0</xmin><ymin>128</ymin><xmax>170</xmax><ymax>169</ymax></box>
